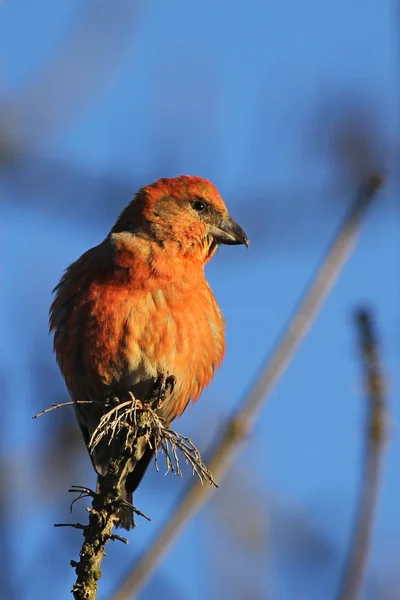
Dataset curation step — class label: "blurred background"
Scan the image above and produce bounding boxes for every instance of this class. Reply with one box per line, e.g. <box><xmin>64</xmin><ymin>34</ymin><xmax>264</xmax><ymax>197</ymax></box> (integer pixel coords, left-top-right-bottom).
<box><xmin>1</xmin><ymin>1</ymin><xmax>399</xmax><ymax>599</ymax></box>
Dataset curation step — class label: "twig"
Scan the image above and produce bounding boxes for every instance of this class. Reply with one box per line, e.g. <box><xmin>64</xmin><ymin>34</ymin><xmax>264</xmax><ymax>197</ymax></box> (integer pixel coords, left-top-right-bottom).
<box><xmin>55</xmin><ymin>523</ymin><xmax>87</xmax><ymax>531</ymax></box>
<box><xmin>336</xmin><ymin>309</ymin><xmax>388</xmax><ymax>600</ymax></box>
<box><xmin>35</xmin><ymin>394</ymin><xmax>215</xmax><ymax>483</ymax></box>
<box><xmin>88</xmin><ymin>395</ymin><xmax>217</xmax><ymax>486</ymax></box>
<box><xmin>110</xmin><ymin>173</ymin><xmax>383</xmax><ymax>600</ymax></box>
<box><xmin>32</xmin><ymin>400</ymin><xmax>100</xmax><ymax>419</ymax></box>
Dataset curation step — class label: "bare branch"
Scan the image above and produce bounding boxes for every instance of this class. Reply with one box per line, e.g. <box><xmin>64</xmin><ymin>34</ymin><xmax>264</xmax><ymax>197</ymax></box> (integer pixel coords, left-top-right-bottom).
<box><xmin>38</xmin><ymin>389</ymin><xmax>215</xmax><ymax>599</ymax></box>
<box><xmin>336</xmin><ymin>308</ymin><xmax>389</xmax><ymax>600</ymax></box>
<box><xmin>32</xmin><ymin>400</ymin><xmax>101</xmax><ymax>419</ymax></box>
<box><xmin>0</xmin><ymin>1</ymin><xmax>145</xmax><ymax>152</ymax></box>
<box><xmin>110</xmin><ymin>173</ymin><xmax>383</xmax><ymax>600</ymax></box>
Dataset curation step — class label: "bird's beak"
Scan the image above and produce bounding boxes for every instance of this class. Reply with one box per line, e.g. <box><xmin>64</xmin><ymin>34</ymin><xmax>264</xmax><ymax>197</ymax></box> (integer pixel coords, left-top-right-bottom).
<box><xmin>209</xmin><ymin>217</ymin><xmax>249</xmax><ymax>247</ymax></box>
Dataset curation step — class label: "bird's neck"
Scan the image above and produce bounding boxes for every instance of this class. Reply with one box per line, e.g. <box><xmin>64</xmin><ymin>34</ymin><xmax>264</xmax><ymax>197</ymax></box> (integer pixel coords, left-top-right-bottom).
<box><xmin>110</xmin><ymin>232</ymin><xmax>210</xmax><ymax>279</ymax></box>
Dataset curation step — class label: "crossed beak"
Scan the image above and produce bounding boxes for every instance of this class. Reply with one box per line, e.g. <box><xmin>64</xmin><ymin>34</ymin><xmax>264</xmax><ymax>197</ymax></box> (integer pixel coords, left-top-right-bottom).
<box><xmin>209</xmin><ymin>216</ymin><xmax>249</xmax><ymax>247</ymax></box>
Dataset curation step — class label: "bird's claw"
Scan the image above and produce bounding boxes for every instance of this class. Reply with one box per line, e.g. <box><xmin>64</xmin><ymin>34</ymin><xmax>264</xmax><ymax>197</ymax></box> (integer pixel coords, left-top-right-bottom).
<box><xmin>151</xmin><ymin>373</ymin><xmax>176</xmax><ymax>408</ymax></box>
<box><xmin>104</xmin><ymin>395</ymin><xmax>120</xmax><ymax>408</ymax></box>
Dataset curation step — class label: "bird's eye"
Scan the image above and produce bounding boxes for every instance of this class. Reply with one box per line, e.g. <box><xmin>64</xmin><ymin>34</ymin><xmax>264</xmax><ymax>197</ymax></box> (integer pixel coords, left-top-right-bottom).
<box><xmin>192</xmin><ymin>200</ymin><xmax>207</xmax><ymax>212</ymax></box>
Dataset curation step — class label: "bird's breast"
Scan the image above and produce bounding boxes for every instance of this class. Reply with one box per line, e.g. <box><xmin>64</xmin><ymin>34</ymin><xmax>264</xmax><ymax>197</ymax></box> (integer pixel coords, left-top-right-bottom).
<box><xmin>52</xmin><ymin>238</ymin><xmax>226</xmax><ymax>423</ymax></box>
<box><xmin>121</xmin><ymin>278</ymin><xmax>226</xmax><ymax>419</ymax></box>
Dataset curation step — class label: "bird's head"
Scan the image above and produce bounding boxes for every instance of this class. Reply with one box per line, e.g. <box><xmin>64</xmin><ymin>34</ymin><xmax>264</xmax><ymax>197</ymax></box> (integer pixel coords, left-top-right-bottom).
<box><xmin>111</xmin><ymin>175</ymin><xmax>249</xmax><ymax>261</ymax></box>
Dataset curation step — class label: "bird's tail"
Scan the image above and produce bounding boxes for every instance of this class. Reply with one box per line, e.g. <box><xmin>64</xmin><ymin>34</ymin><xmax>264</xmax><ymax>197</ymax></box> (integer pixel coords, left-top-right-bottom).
<box><xmin>96</xmin><ymin>472</ymin><xmax>135</xmax><ymax>531</ymax></box>
<box><xmin>115</xmin><ymin>487</ymin><xmax>135</xmax><ymax>531</ymax></box>
<box><xmin>95</xmin><ymin>445</ymin><xmax>155</xmax><ymax>531</ymax></box>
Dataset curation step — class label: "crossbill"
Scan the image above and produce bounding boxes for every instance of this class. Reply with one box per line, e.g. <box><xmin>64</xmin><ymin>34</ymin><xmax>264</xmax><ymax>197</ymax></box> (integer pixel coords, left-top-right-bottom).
<box><xmin>50</xmin><ymin>175</ymin><xmax>248</xmax><ymax>529</ymax></box>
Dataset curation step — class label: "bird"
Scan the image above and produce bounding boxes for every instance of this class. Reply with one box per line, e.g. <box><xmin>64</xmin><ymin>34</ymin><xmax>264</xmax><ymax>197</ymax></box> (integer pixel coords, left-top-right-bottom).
<box><xmin>50</xmin><ymin>175</ymin><xmax>248</xmax><ymax>529</ymax></box>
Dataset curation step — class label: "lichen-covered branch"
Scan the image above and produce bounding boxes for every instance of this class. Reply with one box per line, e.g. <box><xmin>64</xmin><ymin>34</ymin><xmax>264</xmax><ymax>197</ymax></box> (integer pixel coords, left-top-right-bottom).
<box><xmin>34</xmin><ymin>391</ymin><xmax>216</xmax><ymax>600</ymax></box>
<box><xmin>62</xmin><ymin>455</ymin><xmax>146</xmax><ymax>600</ymax></box>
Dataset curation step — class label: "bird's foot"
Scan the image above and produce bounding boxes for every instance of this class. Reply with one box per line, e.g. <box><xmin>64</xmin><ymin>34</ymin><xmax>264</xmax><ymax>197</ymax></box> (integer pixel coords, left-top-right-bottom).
<box><xmin>150</xmin><ymin>373</ymin><xmax>176</xmax><ymax>408</ymax></box>
<box><xmin>104</xmin><ymin>395</ymin><xmax>121</xmax><ymax>409</ymax></box>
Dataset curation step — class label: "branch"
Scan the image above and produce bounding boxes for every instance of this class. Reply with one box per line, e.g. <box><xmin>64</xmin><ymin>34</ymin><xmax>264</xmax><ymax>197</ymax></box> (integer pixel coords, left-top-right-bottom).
<box><xmin>0</xmin><ymin>1</ymin><xmax>145</xmax><ymax>152</ymax></box>
<box><xmin>336</xmin><ymin>309</ymin><xmax>388</xmax><ymax>600</ymax></box>
<box><xmin>110</xmin><ymin>173</ymin><xmax>383</xmax><ymax>600</ymax></box>
<box><xmin>37</xmin><ymin>391</ymin><xmax>215</xmax><ymax>599</ymax></box>
<box><xmin>32</xmin><ymin>400</ymin><xmax>100</xmax><ymax>419</ymax></box>
<box><xmin>65</xmin><ymin>457</ymin><xmax>148</xmax><ymax>600</ymax></box>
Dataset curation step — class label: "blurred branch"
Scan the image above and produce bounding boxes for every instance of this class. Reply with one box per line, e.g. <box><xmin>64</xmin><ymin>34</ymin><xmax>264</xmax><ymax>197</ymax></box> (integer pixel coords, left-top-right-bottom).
<box><xmin>337</xmin><ymin>309</ymin><xmax>388</xmax><ymax>600</ymax></box>
<box><xmin>0</xmin><ymin>0</ymin><xmax>144</xmax><ymax>153</ymax></box>
<box><xmin>4</xmin><ymin>150</ymin><xmax>396</xmax><ymax>264</ymax></box>
<box><xmin>110</xmin><ymin>173</ymin><xmax>383</xmax><ymax>600</ymax></box>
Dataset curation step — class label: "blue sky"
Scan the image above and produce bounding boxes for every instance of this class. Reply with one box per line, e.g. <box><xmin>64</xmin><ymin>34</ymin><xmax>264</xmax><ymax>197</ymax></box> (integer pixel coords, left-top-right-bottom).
<box><xmin>1</xmin><ymin>1</ymin><xmax>398</xmax><ymax>599</ymax></box>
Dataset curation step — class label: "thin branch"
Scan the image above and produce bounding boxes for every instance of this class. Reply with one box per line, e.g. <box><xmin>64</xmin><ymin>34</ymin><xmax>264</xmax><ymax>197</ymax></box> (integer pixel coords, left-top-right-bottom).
<box><xmin>110</xmin><ymin>173</ymin><xmax>383</xmax><ymax>600</ymax></box>
<box><xmin>336</xmin><ymin>308</ymin><xmax>388</xmax><ymax>600</ymax></box>
<box><xmin>32</xmin><ymin>400</ymin><xmax>101</xmax><ymax>419</ymax></box>
<box><xmin>38</xmin><ymin>389</ymin><xmax>215</xmax><ymax>599</ymax></box>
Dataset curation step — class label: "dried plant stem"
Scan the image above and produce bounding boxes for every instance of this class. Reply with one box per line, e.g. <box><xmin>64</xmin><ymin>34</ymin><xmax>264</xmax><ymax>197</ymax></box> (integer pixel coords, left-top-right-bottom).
<box><xmin>88</xmin><ymin>395</ymin><xmax>216</xmax><ymax>486</ymax></box>
<box><xmin>110</xmin><ymin>173</ymin><xmax>383</xmax><ymax>600</ymax></box>
<box><xmin>336</xmin><ymin>309</ymin><xmax>388</xmax><ymax>600</ymax></box>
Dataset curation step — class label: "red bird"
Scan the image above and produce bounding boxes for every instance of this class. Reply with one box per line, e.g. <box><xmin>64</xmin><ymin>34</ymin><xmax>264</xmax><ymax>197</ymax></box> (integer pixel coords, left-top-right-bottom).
<box><xmin>50</xmin><ymin>175</ymin><xmax>248</xmax><ymax>529</ymax></box>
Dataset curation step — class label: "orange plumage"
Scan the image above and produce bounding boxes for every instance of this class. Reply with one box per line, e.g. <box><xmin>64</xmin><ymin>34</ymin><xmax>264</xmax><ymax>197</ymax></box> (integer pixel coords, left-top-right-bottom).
<box><xmin>50</xmin><ymin>175</ymin><xmax>248</xmax><ymax>529</ymax></box>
